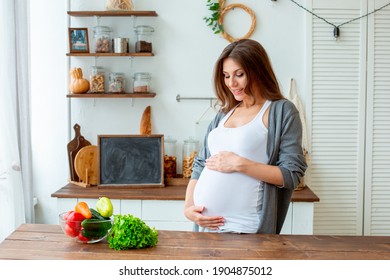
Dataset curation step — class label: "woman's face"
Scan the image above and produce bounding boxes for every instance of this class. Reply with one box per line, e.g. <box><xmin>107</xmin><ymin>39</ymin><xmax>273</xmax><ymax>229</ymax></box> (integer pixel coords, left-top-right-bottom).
<box><xmin>222</xmin><ymin>57</ymin><xmax>248</xmax><ymax>102</ymax></box>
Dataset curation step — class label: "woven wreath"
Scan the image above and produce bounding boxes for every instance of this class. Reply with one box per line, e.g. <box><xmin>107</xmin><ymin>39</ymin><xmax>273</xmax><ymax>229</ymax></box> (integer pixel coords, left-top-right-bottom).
<box><xmin>205</xmin><ymin>0</ymin><xmax>256</xmax><ymax>42</ymax></box>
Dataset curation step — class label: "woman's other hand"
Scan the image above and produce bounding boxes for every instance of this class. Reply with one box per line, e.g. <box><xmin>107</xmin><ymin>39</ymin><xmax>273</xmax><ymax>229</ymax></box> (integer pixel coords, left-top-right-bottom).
<box><xmin>184</xmin><ymin>205</ymin><xmax>225</xmax><ymax>230</ymax></box>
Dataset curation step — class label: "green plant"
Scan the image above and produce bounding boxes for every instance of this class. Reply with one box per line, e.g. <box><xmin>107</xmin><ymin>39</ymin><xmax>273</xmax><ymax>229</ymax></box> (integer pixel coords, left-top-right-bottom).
<box><xmin>204</xmin><ymin>0</ymin><xmax>223</xmax><ymax>34</ymax></box>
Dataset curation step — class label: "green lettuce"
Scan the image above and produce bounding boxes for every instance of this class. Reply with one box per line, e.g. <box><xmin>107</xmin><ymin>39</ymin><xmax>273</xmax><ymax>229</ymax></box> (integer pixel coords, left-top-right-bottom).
<box><xmin>107</xmin><ymin>214</ymin><xmax>158</xmax><ymax>250</ymax></box>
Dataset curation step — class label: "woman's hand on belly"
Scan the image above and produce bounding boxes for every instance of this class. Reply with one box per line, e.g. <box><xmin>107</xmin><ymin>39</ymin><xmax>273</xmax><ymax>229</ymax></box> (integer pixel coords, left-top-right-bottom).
<box><xmin>184</xmin><ymin>205</ymin><xmax>225</xmax><ymax>230</ymax></box>
<box><xmin>205</xmin><ymin>151</ymin><xmax>241</xmax><ymax>173</ymax></box>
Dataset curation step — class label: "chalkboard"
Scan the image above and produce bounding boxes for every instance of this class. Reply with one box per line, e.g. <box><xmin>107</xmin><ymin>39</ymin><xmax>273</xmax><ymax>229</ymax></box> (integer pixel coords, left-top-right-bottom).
<box><xmin>98</xmin><ymin>135</ymin><xmax>164</xmax><ymax>187</ymax></box>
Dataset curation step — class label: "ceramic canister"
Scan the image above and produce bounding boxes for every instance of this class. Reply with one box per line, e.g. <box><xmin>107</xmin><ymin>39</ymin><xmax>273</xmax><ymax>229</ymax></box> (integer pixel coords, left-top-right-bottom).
<box><xmin>113</xmin><ymin>37</ymin><xmax>128</xmax><ymax>53</ymax></box>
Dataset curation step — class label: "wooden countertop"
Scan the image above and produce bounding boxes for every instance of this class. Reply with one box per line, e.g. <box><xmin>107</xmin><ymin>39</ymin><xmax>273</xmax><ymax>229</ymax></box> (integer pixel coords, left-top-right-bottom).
<box><xmin>0</xmin><ymin>224</ymin><xmax>389</xmax><ymax>260</ymax></box>
<box><xmin>51</xmin><ymin>179</ymin><xmax>320</xmax><ymax>202</ymax></box>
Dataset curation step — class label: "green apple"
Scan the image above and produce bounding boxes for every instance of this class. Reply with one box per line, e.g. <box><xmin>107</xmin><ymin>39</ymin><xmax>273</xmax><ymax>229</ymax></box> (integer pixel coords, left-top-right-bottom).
<box><xmin>96</xmin><ymin>197</ymin><xmax>113</xmax><ymax>218</ymax></box>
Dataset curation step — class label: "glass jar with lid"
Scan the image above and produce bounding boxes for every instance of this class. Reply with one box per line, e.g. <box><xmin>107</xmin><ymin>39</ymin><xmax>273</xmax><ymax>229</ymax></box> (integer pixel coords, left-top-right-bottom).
<box><xmin>89</xmin><ymin>66</ymin><xmax>105</xmax><ymax>93</ymax></box>
<box><xmin>182</xmin><ymin>137</ymin><xmax>199</xmax><ymax>178</ymax></box>
<box><xmin>93</xmin><ymin>26</ymin><xmax>112</xmax><ymax>53</ymax></box>
<box><xmin>133</xmin><ymin>72</ymin><xmax>151</xmax><ymax>93</ymax></box>
<box><xmin>134</xmin><ymin>25</ymin><xmax>154</xmax><ymax>53</ymax></box>
<box><xmin>108</xmin><ymin>72</ymin><xmax>125</xmax><ymax>93</ymax></box>
<box><xmin>164</xmin><ymin>136</ymin><xmax>177</xmax><ymax>179</ymax></box>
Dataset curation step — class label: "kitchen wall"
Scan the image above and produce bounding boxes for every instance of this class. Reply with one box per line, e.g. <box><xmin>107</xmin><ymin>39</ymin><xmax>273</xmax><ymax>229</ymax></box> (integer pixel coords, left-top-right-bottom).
<box><xmin>30</xmin><ymin>0</ymin><xmax>307</xmax><ymax>224</ymax></box>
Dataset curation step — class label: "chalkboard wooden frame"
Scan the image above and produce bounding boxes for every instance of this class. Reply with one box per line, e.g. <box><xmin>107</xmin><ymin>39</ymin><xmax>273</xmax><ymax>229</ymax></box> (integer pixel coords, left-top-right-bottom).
<box><xmin>98</xmin><ymin>134</ymin><xmax>164</xmax><ymax>187</ymax></box>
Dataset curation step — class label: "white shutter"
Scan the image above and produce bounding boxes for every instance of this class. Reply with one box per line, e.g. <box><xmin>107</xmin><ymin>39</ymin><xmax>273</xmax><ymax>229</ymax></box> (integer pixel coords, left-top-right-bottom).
<box><xmin>364</xmin><ymin>1</ymin><xmax>390</xmax><ymax>236</ymax></box>
<box><xmin>310</xmin><ymin>0</ymin><xmax>366</xmax><ymax>235</ymax></box>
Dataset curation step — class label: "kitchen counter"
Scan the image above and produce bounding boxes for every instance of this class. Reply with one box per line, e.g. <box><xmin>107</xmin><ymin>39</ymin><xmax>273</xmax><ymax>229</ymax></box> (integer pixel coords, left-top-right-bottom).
<box><xmin>51</xmin><ymin>180</ymin><xmax>320</xmax><ymax>202</ymax></box>
<box><xmin>0</xmin><ymin>224</ymin><xmax>389</xmax><ymax>260</ymax></box>
<box><xmin>51</xmin><ymin>181</ymin><xmax>320</xmax><ymax>234</ymax></box>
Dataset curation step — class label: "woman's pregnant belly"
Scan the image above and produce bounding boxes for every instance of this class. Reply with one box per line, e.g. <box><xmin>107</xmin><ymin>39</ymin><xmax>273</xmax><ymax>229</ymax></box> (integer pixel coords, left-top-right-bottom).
<box><xmin>193</xmin><ymin>168</ymin><xmax>261</xmax><ymax>218</ymax></box>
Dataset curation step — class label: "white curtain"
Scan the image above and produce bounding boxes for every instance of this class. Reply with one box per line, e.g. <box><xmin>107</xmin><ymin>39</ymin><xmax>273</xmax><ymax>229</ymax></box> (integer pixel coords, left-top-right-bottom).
<box><xmin>0</xmin><ymin>0</ymin><xmax>34</xmax><ymax>242</ymax></box>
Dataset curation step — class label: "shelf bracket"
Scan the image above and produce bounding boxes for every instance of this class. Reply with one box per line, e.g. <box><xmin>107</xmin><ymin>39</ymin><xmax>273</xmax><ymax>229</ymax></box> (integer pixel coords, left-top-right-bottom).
<box><xmin>94</xmin><ymin>16</ymin><xmax>101</xmax><ymax>26</ymax></box>
<box><xmin>131</xmin><ymin>15</ymin><xmax>137</xmax><ymax>29</ymax></box>
<box><xmin>128</xmin><ymin>56</ymin><xmax>134</xmax><ymax>69</ymax></box>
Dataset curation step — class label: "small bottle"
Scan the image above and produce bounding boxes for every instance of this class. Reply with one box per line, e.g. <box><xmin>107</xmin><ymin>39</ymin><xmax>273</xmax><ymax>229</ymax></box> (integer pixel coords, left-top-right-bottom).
<box><xmin>134</xmin><ymin>25</ymin><xmax>154</xmax><ymax>53</ymax></box>
<box><xmin>89</xmin><ymin>66</ymin><xmax>105</xmax><ymax>93</ymax></box>
<box><xmin>182</xmin><ymin>137</ymin><xmax>199</xmax><ymax>178</ymax></box>
<box><xmin>133</xmin><ymin>72</ymin><xmax>151</xmax><ymax>93</ymax></box>
<box><xmin>164</xmin><ymin>136</ymin><xmax>177</xmax><ymax>179</ymax></box>
<box><xmin>93</xmin><ymin>26</ymin><xmax>112</xmax><ymax>53</ymax></box>
<box><xmin>108</xmin><ymin>72</ymin><xmax>125</xmax><ymax>93</ymax></box>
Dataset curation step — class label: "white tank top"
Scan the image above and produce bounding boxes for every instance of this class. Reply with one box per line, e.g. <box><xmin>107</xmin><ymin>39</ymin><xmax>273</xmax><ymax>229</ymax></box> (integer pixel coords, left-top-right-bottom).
<box><xmin>193</xmin><ymin>100</ymin><xmax>271</xmax><ymax>233</ymax></box>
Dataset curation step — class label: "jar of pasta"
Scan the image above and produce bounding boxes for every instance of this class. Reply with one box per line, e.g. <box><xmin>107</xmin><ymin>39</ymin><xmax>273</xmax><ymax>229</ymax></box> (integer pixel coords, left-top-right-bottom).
<box><xmin>93</xmin><ymin>26</ymin><xmax>112</xmax><ymax>53</ymax></box>
<box><xmin>108</xmin><ymin>72</ymin><xmax>125</xmax><ymax>93</ymax></box>
<box><xmin>89</xmin><ymin>66</ymin><xmax>105</xmax><ymax>93</ymax></box>
<box><xmin>164</xmin><ymin>136</ymin><xmax>177</xmax><ymax>179</ymax></box>
<box><xmin>182</xmin><ymin>137</ymin><xmax>199</xmax><ymax>178</ymax></box>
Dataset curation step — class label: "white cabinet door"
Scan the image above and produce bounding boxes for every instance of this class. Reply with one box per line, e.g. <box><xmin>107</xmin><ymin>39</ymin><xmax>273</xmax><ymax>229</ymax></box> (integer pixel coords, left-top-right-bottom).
<box><xmin>141</xmin><ymin>200</ymin><xmax>192</xmax><ymax>231</ymax></box>
<box><xmin>364</xmin><ymin>0</ymin><xmax>390</xmax><ymax>236</ymax></box>
<box><xmin>310</xmin><ymin>0</ymin><xmax>390</xmax><ymax>235</ymax></box>
<box><xmin>120</xmin><ymin>199</ymin><xmax>142</xmax><ymax>217</ymax></box>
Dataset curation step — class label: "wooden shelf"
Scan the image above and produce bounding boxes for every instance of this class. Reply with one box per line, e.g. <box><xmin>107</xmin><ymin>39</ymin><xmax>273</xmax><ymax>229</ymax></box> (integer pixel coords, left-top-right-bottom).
<box><xmin>67</xmin><ymin>93</ymin><xmax>156</xmax><ymax>98</ymax></box>
<box><xmin>67</xmin><ymin>10</ymin><xmax>158</xmax><ymax>17</ymax></box>
<box><xmin>66</xmin><ymin>52</ymin><xmax>154</xmax><ymax>57</ymax></box>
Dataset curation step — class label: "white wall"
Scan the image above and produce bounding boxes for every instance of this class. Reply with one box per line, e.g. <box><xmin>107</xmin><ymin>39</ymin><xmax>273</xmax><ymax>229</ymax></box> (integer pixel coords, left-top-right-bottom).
<box><xmin>30</xmin><ymin>0</ymin><xmax>307</xmax><ymax>224</ymax></box>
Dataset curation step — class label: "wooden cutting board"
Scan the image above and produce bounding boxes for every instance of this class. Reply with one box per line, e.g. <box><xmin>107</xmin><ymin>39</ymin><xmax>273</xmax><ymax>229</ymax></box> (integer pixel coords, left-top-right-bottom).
<box><xmin>67</xmin><ymin>124</ymin><xmax>91</xmax><ymax>182</ymax></box>
<box><xmin>67</xmin><ymin>124</ymin><xmax>81</xmax><ymax>181</ymax></box>
<box><xmin>74</xmin><ymin>145</ymin><xmax>98</xmax><ymax>185</ymax></box>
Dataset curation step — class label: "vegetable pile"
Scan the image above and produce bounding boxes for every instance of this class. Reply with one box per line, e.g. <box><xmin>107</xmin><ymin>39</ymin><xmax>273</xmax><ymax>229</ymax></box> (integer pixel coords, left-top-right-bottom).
<box><xmin>62</xmin><ymin>197</ymin><xmax>113</xmax><ymax>243</ymax></box>
<box><xmin>107</xmin><ymin>214</ymin><xmax>158</xmax><ymax>250</ymax></box>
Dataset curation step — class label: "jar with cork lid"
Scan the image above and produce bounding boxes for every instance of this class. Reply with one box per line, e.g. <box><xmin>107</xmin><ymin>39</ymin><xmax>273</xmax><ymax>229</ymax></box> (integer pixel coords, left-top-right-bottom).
<box><xmin>164</xmin><ymin>136</ymin><xmax>177</xmax><ymax>179</ymax></box>
<box><xmin>89</xmin><ymin>66</ymin><xmax>105</xmax><ymax>93</ymax></box>
<box><xmin>93</xmin><ymin>25</ymin><xmax>112</xmax><ymax>53</ymax></box>
<box><xmin>182</xmin><ymin>137</ymin><xmax>199</xmax><ymax>178</ymax></box>
<box><xmin>133</xmin><ymin>72</ymin><xmax>151</xmax><ymax>93</ymax></box>
<box><xmin>108</xmin><ymin>72</ymin><xmax>125</xmax><ymax>93</ymax></box>
<box><xmin>134</xmin><ymin>25</ymin><xmax>154</xmax><ymax>53</ymax></box>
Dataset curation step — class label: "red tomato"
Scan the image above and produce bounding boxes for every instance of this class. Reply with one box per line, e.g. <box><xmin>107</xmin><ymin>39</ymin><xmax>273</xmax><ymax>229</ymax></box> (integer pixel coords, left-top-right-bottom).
<box><xmin>70</xmin><ymin>212</ymin><xmax>86</xmax><ymax>221</ymax></box>
<box><xmin>64</xmin><ymin>223</ymin><xmax>78</xmax><ymax>237</ymax></box>
<box><xmin>64</xmin><ymin>210</ymin><xmax>74</xmax><ymax>220</ymax></box>
<box><xmin>66</xmin><ymin>211</ymin><xmax>85</xmax><ymax>231</ymax></box>
<box><xmin>77</xmin><ymin>232</ymin><xmax>89</xmax><ymax>243</ymax></box>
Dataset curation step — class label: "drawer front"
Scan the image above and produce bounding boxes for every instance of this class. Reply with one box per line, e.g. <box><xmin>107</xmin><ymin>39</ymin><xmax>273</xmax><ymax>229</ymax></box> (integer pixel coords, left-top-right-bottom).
<box><xmin>120</xmin><ymin>200</ymin><xmax>142</xmax><ymax>217</ymax></box>
<box><xmin>142</xmin><ymin>200</ymin><xmax>187</xmax><ymax>222</ymax></box>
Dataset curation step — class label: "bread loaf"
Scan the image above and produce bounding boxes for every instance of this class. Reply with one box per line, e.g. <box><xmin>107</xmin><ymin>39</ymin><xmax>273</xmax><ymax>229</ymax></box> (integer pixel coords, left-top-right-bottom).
<box><xmin>140</xmin><ymin>106</ymin><xmax>152</xmax><ymax>135</ymax></box>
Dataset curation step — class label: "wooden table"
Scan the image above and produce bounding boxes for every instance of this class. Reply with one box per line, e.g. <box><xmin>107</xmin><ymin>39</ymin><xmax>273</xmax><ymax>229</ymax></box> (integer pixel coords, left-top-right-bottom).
<box><xmin>1</xmin><ymin>224</ymin><xmax>390</xmax><ymax>260</ymax></box>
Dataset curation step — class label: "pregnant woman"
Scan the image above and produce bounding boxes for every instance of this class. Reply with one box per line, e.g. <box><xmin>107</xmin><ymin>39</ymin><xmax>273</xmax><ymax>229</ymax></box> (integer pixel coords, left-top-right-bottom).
<box><xmin>184</xmin><ymin>39</ymin><xmax>307</xmax><ymax>234</ymax></box>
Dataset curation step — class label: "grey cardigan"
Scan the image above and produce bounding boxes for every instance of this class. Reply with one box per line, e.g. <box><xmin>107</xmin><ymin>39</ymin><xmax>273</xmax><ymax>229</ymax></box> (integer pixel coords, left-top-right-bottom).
<box><xmin>190</xmin><ymin>99</ymin><xmax>307</xmax><ymax>234</ymax></box>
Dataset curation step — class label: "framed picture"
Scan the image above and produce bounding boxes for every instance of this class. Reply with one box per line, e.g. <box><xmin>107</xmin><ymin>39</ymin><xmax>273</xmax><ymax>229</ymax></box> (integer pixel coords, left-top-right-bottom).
<box><xmin>68</xmin><ymin>28</ymin><xmax>89</xmax><ymax>53</ymax></box>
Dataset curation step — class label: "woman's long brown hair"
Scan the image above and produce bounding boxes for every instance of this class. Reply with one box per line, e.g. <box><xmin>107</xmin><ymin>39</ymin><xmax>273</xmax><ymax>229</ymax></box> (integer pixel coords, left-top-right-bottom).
<box><xmin>213</xmin><ymin>39</ymin><xmax>284</xmax><ymax>113</ymax></box>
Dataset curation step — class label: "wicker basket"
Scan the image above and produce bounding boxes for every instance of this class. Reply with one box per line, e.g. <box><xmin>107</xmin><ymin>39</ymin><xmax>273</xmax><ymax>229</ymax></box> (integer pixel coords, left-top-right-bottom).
<box><xmin>106</xmin><ymin>0</ymin><xmax>133</xmax><ymax>11</ymax></box>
